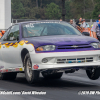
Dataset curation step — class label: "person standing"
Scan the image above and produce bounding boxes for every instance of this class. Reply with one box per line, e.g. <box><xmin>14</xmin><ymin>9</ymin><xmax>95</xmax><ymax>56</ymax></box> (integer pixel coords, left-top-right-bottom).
<box><xmin>91</xmin><ymin>14</ymin><xmax>100</xmax><ymax>40</ymax></box>
<box><xmin>69</xmin><ymin>19</ymin><xmax>76</xmax><ymax>27</ymax></box>
<box><xmin>80</xmin><ymin>19</ymin><xmax>87</xmax><ymax>28</ymax></box>
<box><xmin>76</xmin><ymin>17</ymin><xmax>82</xmax><ymax>27</ymax></box>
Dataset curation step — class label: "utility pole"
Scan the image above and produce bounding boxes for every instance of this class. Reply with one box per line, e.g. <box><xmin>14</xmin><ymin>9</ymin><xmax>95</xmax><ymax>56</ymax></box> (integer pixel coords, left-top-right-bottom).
<box><xmin>62</xmin><ymin>0</ymin><xmax>66</xmax><ymax>21</ymax></box>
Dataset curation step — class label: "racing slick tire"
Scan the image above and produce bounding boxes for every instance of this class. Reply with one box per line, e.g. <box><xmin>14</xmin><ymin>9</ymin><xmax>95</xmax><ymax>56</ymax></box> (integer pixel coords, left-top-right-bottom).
<box><xmin>42</xmin><ymin>72</ymin><xmax>63</xmax><ymax>79</ymax></box>
<box><xmin>0</xmin><ymin>72</ymin><xmax>17</xmax><ymax>80</ymax></box>
<box><xmin>86</xmin><ymin>67</ymin><xmax>100</xmax><ymax>80</ymax></box>
<box><xmin>24</xmin><ymin>53</ymin><xmax>39</xmax><ymax>84</ymax></box>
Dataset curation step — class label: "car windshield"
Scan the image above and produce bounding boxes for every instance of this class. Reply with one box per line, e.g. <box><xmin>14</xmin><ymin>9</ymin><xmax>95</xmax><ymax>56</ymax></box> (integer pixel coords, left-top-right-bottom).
<box><xmin>22</xmin><ymin>21</ymin><xmax>82</xmax><ymax>37</ymax></box>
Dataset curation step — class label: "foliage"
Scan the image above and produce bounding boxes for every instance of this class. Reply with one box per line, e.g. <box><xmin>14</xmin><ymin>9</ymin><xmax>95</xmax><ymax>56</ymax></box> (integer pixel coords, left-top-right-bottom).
<box><xmin>11</xmin><ymin>0</ymin><xmax>98</xmax><ymax>19</ymax></box>
<box><xmin>65</xmin><ymin>0</ymin><xmax>72</xmax><ymax>19</ymax></box>
<box><xmin>45</xmin><ymin>3</ymin><xmax>61</xmax><ymax>19</ymax></box>
<box><xmin>12</xmin><ymin>0</ymin><xmax>25</xmax><ymax>19</ymax></box>
<box><xmin>92</xmin><ymin>0</ymin><xmax>100</xmax><ymax>19</ymax></box>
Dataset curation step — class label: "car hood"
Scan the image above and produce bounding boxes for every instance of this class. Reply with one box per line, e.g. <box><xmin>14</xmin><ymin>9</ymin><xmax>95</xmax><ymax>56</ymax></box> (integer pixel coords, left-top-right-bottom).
<box><xmin>24</xmin><ymin>35</ymin><xmax>99</xmax><ymax>48</ymax></box>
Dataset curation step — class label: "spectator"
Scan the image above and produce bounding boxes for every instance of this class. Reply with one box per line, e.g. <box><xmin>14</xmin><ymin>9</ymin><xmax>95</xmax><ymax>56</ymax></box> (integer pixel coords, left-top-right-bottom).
<box><xmin>76</xmin><ymin>17</ymin><xmax>82</xmax><ymax>27</ymax></box>
<box><xmin>80</xmin><ymin>19</ymin><xmax>87</xmax><ymax>28</ymax></box>
<box><xmin>69</xmin><ymin>19</ymin><xmax>76</xmax><ymax>27</ymax></box>
<box><xmin>83</xmin><ymin>19</ymin><xmax>90</xmax><ymax>28</ymax></box>
<box><xmin>91</xmin><ymin>14</ymin><xmax>100</xmax><ymax>40</ymax></box>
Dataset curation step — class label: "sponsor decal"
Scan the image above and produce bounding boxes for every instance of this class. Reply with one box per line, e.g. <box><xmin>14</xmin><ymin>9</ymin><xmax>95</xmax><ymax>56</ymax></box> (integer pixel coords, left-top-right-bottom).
<box><xmin>5</xmin><ymin>69</ymin><xmax>8</xmax><ymax>72</ymax></box>
<box><xmin>2</xmin><ymin>69</ymin><xmax>6</xmax><ymax>73</ymax></box>
<box><xmin>19</xmin><ymin>68</ymin><xmax>23</xmax><ymax>71</ymax></box>
<box><xmin>0</xmin><ymin>68</ymin><xmax>23</xmax><ymax>73</ymax></box>
<box><xmin>8</xmin><ymin>69</ymin><xmax>15</xmax><ymax>72</ymax></box>
<box><xmin>33</xmin><ymin>64</ymin><xmax>39</xmax><ymax>69</ymax></box>
<box><xmin>15</xmin><ymin>68</ymin><xmax>23</xmax><ymax>71</ymax></box>
<box><xmin>15</xmin><ymin>68</ymin><xmax>20</xmax><ymax>71</ymax></box>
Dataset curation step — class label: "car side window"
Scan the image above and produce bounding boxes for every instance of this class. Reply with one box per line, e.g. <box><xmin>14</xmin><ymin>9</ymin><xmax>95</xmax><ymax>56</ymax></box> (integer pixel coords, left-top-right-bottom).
<box><xmin>1</xmin><ymin>28</ymin><xmax>11</xmax><ymax>41</ymax></box>
<box><xmin>6</xmin><ymin>25</ymin><xmax>19</xmax><ymax>41</ymax></box>
<box><xmin>3</xmin><ymin>25</ymin><xmax>19</xmax><ymax>41</ymax></box>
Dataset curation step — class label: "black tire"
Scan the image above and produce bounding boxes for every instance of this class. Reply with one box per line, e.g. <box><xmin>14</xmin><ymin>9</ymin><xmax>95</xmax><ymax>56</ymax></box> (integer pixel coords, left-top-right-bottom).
<box><xmin>42</xmin><ymin>72</ymin><xmax>63</xmax><ymax>79</ymax></box>
<box><xmin>24</xmin><ymin>53</ymin><xmax>39</xmax><ymax>84</ymax></box>
<box><xmin>0</xmin><ymin>72</ymin><xmax>17</xmax><ymax>80</ymax></box>
<box><xmin>86</xmin><ymin>67</ymin><xmax>100</xmax><ymax>80</ymax></box>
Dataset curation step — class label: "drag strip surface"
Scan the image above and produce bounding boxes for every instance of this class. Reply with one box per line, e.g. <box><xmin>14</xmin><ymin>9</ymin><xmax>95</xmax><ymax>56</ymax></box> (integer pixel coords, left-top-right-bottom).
<box><xmin>0</xmin><ymin>70</ymin><xmax>100</xmax><ymax>100</ymax></box>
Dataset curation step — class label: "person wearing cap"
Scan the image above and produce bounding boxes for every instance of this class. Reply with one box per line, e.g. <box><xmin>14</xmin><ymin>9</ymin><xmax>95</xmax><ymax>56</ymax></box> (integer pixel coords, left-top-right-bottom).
<box><xmin>80</xmin><ymin>19</ymin><xmax>87</xmax><ymax>28</ymax></box>
<box><xmin>91</xmin><ymin>14</ymin><xmax>100</xmax><ymax>40</ymax></box>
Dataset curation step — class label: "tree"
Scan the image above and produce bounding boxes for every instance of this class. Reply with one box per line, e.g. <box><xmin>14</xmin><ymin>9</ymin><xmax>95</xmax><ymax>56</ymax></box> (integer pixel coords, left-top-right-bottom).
<box><xmin>71</xmin><ymin>0</ymin><xmax>94</xmax><ymax>19</ymax></box>
<box><xmin>45</xmin><ymin>2</ymin><xmax>61</xmax><ymax>19</ymax></box>
<box><xmin>12</xmin><ymin>0</ymin><xmax>25</xmax><ymax>19</ymax></box>
<box><xmin>65</xmin><ymin>0</ymin><xmax>72</xmax><ymax>19</ymax></box>
<box><xmin>92</xmin><ymin>0</ymin><xmax>100</xmax><ymax>19</ymax></box>
<box><xmin>36</xmin><ymin>0</ymin><xmax>39</xmax><ymax>8</ymax></box>
<box><xmin>11</xmin><ymin>0</ymin><xmax>98</xmax><ymax>19</ymax></box>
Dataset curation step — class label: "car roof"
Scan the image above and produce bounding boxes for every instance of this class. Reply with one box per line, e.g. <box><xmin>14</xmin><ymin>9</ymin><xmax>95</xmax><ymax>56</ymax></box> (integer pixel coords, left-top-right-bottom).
<box><xmin>16</xmin><ymin>20</ymin><xmax>67</xmax><ymax>25</ymax></box>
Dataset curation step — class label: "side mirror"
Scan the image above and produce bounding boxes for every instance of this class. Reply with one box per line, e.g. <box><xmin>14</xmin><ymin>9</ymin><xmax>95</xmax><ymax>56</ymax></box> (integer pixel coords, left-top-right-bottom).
<box><xmin>17</xmin><ymin>35</ymin><xmax>19</xmax><ymax>41</ymax></box>
<box><xmin>82</xmin><ymin>32</ymin><xmax>90</xmax><ymax>36</ymax></box>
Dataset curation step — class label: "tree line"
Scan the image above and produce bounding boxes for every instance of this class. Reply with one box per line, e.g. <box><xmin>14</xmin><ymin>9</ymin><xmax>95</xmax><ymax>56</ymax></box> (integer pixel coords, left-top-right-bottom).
<box><xmin>11</xmin><ymin>0</ymin><xmax>100</xmax><ymax>19</ymax></box>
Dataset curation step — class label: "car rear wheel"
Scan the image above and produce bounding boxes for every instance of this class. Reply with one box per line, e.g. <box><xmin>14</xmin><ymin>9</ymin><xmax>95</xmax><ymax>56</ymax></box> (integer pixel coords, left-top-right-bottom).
<box><xmin>0</xmin><ymin>72</ymin><xmax>17</xmax><ymax>80</ymax></box>
<box><xmin>42</xmin><ymin>72</ymin><xmax>63</xmax><ymax>79</ymax></box>
<box><xmin>24</xmin><ymin>53</ymin><xmax>39</xmax><ymax>84</ymax></box>
<box><xmin>86</xmin><ymin>67</ymin><xmax>100</xmax><ymax>80</ymax></box>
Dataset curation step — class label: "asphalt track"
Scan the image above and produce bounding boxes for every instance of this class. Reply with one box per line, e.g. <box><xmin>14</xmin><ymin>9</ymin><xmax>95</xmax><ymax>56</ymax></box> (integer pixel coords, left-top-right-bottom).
<box><xmin>0</xmin><ymin>70</ymin><xmax>100</xmax><ymax>100</ymax></box>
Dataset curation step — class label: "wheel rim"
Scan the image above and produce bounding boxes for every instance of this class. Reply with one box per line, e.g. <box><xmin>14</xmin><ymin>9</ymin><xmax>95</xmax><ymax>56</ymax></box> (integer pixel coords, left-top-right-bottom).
<box><xmin>26</xmin><ymin>58</ymin><xmax>32</xmax><ymax>79</ymax></box>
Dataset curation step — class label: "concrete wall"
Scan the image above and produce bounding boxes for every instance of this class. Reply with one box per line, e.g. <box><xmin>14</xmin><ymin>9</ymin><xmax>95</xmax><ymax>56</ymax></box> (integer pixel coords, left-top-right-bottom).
<box><xmin>0</xmin><ymin>0</ymin><xmax>11</xmax><ymax>30</ymax></box>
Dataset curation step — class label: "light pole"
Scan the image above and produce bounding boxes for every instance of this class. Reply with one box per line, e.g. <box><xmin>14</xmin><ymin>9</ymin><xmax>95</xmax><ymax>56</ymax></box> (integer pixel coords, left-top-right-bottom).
<box><xmin>62</xmin><ymin>0</ymin><xmax>66</xmax><ymax>21</ymax></box>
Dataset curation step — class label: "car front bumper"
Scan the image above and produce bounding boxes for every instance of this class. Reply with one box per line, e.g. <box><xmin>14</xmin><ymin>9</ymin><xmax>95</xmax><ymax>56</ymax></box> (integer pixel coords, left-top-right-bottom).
<box><xmin>30</xmin><ymin>50</ymin><xmax>100</xmax><ymax>70</ymax></box>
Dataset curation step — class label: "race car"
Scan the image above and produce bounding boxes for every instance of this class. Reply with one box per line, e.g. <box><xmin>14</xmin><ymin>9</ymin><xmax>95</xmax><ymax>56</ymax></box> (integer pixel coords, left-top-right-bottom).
<box><xmin>0</xmin><ymin>20</ymin><xmax>100</xmax><ymax>84</ymax></box>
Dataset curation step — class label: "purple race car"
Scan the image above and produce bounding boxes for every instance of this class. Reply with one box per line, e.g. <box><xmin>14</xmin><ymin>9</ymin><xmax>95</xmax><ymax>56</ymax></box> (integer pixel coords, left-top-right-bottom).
<box><xmin>0</xmin><ymin>20</ymin><xmax>100</xmax><ymax>84</ymax></box>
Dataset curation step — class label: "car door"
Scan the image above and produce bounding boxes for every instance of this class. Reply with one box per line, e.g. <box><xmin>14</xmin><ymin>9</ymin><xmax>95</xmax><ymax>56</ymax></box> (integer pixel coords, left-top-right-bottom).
<box><xmin>1</xmin><ymin>24</ymin><xmax>22</xmax><ymax>69</ymax></box>
<box><xmin>0</xmin><ymin>28</ymin><xmax>11</xmax><ymax>69</ymax></box>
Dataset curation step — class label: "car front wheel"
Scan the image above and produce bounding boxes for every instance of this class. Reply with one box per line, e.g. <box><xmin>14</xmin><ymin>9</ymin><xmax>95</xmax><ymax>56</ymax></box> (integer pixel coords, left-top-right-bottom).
<box><xmin>24</xmin><ymin>53</ymin><xmax>39</xmax><ymax>84</ymax></box>
<box><xmin>86</xmin><ymin>67</ymin><xmax>100</xmax><ymax>80</ymax></box>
